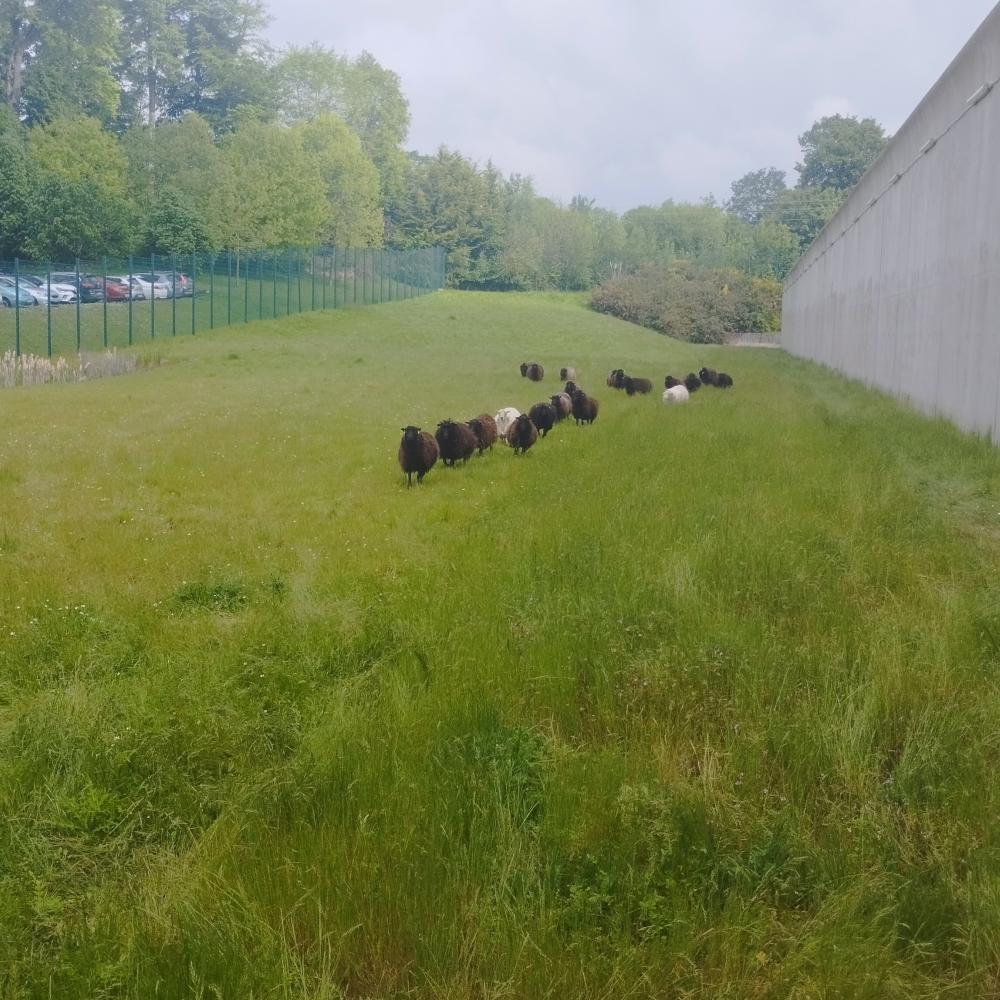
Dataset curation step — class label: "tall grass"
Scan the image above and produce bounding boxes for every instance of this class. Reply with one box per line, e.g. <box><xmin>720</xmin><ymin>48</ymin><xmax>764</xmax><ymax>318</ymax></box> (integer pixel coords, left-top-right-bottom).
<box><xmin>1</xmin><ymin>291</ymin><xmax>999</xmax><ymax>997</ymax></box>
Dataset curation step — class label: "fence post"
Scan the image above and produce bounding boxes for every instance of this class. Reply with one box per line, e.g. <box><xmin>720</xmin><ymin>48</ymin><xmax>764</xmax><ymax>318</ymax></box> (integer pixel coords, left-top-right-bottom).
<box><xmin>74</xmin><ymin>258</ymin><xmax>81</xmax><ymax>350</ymax></box>
<box><xmin>191</xmin><ymin>250</ymin><xmax>197</xmax><ymax>335</ymax></box>
<box><xmin>227</xmin><ymin>250</ymin><xmax>232</xmax><ymax>327</ymax></box>
<box><xmin>46</xmin><ymin>262</ymin><xmax>52</xmax><ymax>357</ymax></box>
<box><xmin>322</xmin><ymin>250</ymin><xmax>327</xmax><ymax>310</ymax></box>
<box><xmin>101</xmin><ymin>257</ymin><xmax>108</xmax><ymax>348</ymax></box>
<box><xmin>243</xmin><ymin>252</ymin><xmax>249</xmax><ymax>323</ymax></box>
<box><xmin>171</xmin><ymin>253</ymin><xmax>177</xmax><ymax>336</ymax></box>
<box><xmin>311</xmin><ymin>249</ymin><xmax>316</xmax><ymax>311</ymax></box>
<box><xmin>258</xmin><ymin>251</ymin><xmax>263</xmax><ymax>321</ymax></box>
<box><xmin>297</xmin><ymin>249</ymin><xmax>303</xmax><ymax>313</ymax></box>
<box><xmin>150</xmin><ymin>251</ymin><xmax>156</xmax><ymax>340</ymax></box>
<box><xmin>210</xmin><ymin>254</ymin><xmax>215</xmax><ymax>329</ymax></box>
<box><xmin>128</xmin><ymin>255</ymin><xmax>134</xmax><ymax>345</ymax></box>
<box><xmin>13</xmin><ymin>257</ymin><xmax>19</xmax><ymax>357</ymax></box>
<box><xmin>285</xmin><ymin>248</ymin><xmax>291</xmax><ymax>315</ymax></box>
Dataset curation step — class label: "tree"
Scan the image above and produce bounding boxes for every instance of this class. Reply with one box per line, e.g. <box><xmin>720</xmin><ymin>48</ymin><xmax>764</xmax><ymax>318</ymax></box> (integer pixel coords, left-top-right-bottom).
<box><xmin>28</xmin><ymin>116</ymin><xmax>129</xmax><ymax>197</ymax></box>
<box><xmin>295</xmin><ymin>114</ymin><xmax>383</xmax><ymax>247</ymax></box>
<box><xmin>767</xmin><ymin>186</ymin><xmax>845</xmax><ymax>251</ymax></box>
<box><xmin>0</xmin><ymin>126</ymin><xmax>34</xmax><ymax>258</ymax></box>
<box><xmin>796</xmin><ymin>114</ymin><xmax>888</xmax><ymax>191</ymax></box>
<box><xmin>726</xmin><ymin>167</ymin><xmax>787</xmax><ymax>224</ymax></box>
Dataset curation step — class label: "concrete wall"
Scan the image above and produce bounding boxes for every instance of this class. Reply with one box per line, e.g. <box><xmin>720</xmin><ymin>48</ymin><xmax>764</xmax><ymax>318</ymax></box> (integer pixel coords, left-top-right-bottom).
<box><xmin>782</xmin><ymin>4</ymin><xmax>1000</xmax><ymax>440</ymax></box>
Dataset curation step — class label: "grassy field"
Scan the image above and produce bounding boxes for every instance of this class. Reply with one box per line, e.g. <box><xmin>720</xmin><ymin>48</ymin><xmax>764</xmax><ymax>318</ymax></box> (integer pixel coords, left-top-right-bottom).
<box><xmin>2</xmin><ymin>290</ymin><xmax>1000</xmax><ymax>998</ymax></box>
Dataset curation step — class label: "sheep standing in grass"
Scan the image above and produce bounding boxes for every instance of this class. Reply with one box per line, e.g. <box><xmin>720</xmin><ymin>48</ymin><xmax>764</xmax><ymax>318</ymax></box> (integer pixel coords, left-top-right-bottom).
<box><xmin>624</xmin><ymin>376</ymin><xmax>653</xmax><ymax>396</ymax></box>
<box><xmin>684</xmin><ymin>372</ymin><xmax>702</xmax><ymax>393</ymax></box>
<box><xmin>529</xmin><ymin>401</ymin><xmax>557</xmax><ymax>438</ymax></box>
<box><xmin>507</xmin><ymin>413</ymin><xmax>539</xmax><ymax>454</ymax></box>
<box><xmin>494</xmin><ymin>407</ymin><xmax>521</xmax><ymax>442</ymax></box>
<box><xmin>716</xmin><ymin>372</ymin><xmax>734</xmax><ymax>388</ymax></box>
<box><xmin>550</xmin><ymin>393</ymin><xmax>572</xmax><ymax>421</ymax></box>
<box><xmin>699</xmin><ymin>367</ymin><xmax>718</xmax><ymax>387</ymax></box>
<box><xmin>527</xmin><ymin>363</ymin><xmax>545</xmax><ymax>382</ymax></box>
<box><xmin>398</xmin><ymin>426</ymin><xmax>440</xmax><ymax>486</ymax></box>
<box><xmin>467</xmin><ymin>414</ymin><xmax>498</xmax><ymax>454</ymax></box>
<box><xmin>519</xmin><ymin>362</ymin><xmax>529</xmax><ymax>377</ymax></box>
<box><xmin>563</xmin><ymin>380</ymin><xmax>580</xmax><ymax>397</ymax></box>
<box><xmin>571</xmin><ymin>389</ymin><xmax>599</xmax><ymax>425</ymax></box>
<box><xmin>435</xmin><ymin>419</ymin><xmax>478</xmax><ymax>466</ymax></box>
<box><xmin>560</xmin><ymin>366</ymin><xmax>577</xmax><ymax>381</ymax></box>
<box><xmin>607</xmin><ymin>369</ymin><xmax>626</xmax><ymax>389</ymax></box>
<box><xmin>662</xmin><ymin>384</ymin><xmax>690</xmax><ymax>405</ymax></box>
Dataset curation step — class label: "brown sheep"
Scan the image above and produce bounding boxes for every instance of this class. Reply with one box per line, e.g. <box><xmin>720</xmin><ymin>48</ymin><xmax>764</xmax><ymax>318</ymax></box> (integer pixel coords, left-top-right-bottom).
<box><xmin>527</xmin><ymin>362</ymin><xmax>545</xmax><ymax>382</ymax></box>
<box><xmin>507</xmin><ymin>413</ymin><xmax>539</xmax><ymax>454</ymax></box>
<box><xmin>563</xmin><ymin>380</ymin><xmax>580</xmax><ymax>397</ymax></box>
<box><xmin>571</xmin><ymin>390</ymin><xmax>599</xmax><ymax>425</ymax></box>
<box><xmin>560</xmin><ymin>366</ymin><xmax>577</xmax><ymax>380</ymax></box>
<box><xmin>550</xmin><ymin>393</ymin><xmax>572</xmax><ymax>420</ymax></box>
<box><xmin>398</xmin><ymin>426</ymin><xmax>439</xmax><ymax>486</ymax></box>
<box><xmin>528</xmin><ymin>401</ymin><xmax>557</xmax><ymax>438</ymax></box>
<box><xmin>467</xmin><ymin>414</ymin><xmax>498</xmax><ymax>454</ymax></box>
<box><xmin>435</xmin><ymin>419</ymin><xmax>478</xmax><ymax>466</ymax></box>
<box><xmin>607</xmin><ymin>369</ymin><xmax>627</xmax><ymax>389</ymax></box>
<box><xmin>624</xmin><ymin>376</ymin><xmax>653</xmax><ymax>396</ymax></box>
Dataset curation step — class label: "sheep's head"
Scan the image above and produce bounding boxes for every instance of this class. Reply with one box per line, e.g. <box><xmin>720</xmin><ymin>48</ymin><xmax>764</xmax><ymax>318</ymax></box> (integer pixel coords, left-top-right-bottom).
<box><xmin>564</xmin><ymin>380</ymin><xmax>578</xmax><ymax>396</ymax></box>
<box><xmin>401</xmin><ymin>425</ymin><xmax>421</xmax><ymax>444</ymax></box>
<box><xmin>665</xmin><ymin>375</ymin><xmax>680</xmax><ymax>389</ymax></box>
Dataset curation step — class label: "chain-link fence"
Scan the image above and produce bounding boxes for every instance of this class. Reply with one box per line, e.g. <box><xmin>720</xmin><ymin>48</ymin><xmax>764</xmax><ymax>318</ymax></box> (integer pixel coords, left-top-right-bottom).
<box><xmin>0</xmin><ymin>246</ymin><xmax>446</xmax><ymax>358</ymax></box>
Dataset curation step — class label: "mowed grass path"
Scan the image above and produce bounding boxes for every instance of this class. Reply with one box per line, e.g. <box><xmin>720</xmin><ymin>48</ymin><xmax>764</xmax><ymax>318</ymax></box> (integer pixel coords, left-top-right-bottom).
<box><xmin>2</xmin><ymin>291</ymin><xmax>1000</xmax><ymax>998</ymax></box>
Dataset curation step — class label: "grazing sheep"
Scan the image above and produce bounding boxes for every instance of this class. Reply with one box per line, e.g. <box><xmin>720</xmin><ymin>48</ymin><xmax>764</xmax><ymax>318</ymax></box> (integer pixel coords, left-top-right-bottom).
<box><xmin>662</xmin><ymin>385</ymin><xmax>690</xmax><ymax>405</ymax></box>
<box><xmin>529</xmin><ymin>401</ymin><xmax>557</xmax><ymax>438</ymax></box>
<box><xmin>571</xmin><ymin>389</ymin><xmax>599</xmax><ymax>425</ymax></box>
<box><xmin>624</xmin><ymin>376</ymin><xmax>653</xmax><ymax>396</ymax></box>
<box><xmin>519</xmin><ymin>362</ymin><xmax>529</xmax><ymax>377</ymax></box>
<box><xmin>507</xmin><ymin>413</ymin><xmax>539</xmax><ymax>454</ymax></box>
<box><xmin>560</xmin><ymin>366</ymin><xmax>577</xmax><ymax>381</ymax></box>
<box><xmin>684</xmin><ymin>372</ymin><xmax>702</xmax><ymax>393</ymax></box>
<box><xmin>435</xmin><ymin>419</ymin><xmax>478</xmax><ymax>466</ymax></box>
<box><xmin>494</xmin><ymin>406</ymin><xmax>521</xmax><ymax>442</ymax></box>
<box><xmin>607</xmin><ymin>369</ymin><xmax>626</xmax><ymax>389</ymax></box>
<box><xmin>716</xmin><ymin>372</ymin><xmax>734</xmax><ymax>388</ymax></box>
<box><xmin>398</xmin><ymin>426</ymin><xmax>440</xmax><ymax>486</ymax></box>
<box><xmin>550</xmin><ymin>392</ymin><xmax>572</xmax><ymax>421</ymax></box>
<box><xmin>698</xmin><ymin>367</ymin><xmax>719</xmax><ymax>387</ymax></box>
<box><xmin>527</xmin><ymin>362</ymin><xmax>545</xmax><ymax>382</ymax></box>
<box><xmin>467</xmin><ymin>413</ymin><xmax>498</xmax><ymax>454</ymax></box>
<box><xmin>664</xmin><ymin>375</ymin><xmax>682</xmax><ymax>389</ymax></box>
<box><xmin>563</xmin><ymin>380</ymin><xmax>580</xmax><ymax>397</ymax></box>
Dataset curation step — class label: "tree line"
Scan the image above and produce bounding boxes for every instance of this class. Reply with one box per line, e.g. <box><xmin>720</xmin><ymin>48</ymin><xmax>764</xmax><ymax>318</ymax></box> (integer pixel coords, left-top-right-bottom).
<box><xmin>0</xmin><ymin>0</ymin><xmax>888</xmax><ymax>290</ymax></box>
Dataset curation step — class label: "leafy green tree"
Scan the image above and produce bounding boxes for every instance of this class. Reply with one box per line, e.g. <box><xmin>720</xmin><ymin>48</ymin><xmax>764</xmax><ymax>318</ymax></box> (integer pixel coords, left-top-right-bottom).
<box><xmin>1</xmin><ymin>0</ymin><xmax>120</xmax><ymax>122</ymax></box>
<box><xmin>796</xmin><ymin>114</ymin><xmax>888</xmax><ymax>191</ymax></box>
<box><xmin>0</xmin><ymin>126</ymin><xmax>34</xmax><ymax>258</ymax></box>
<box><xmin>726</xmin><ymin>167</ymin><xmax>787</xmax><ymax>224</ymax></box>
<box><xmin>767</xmin><ymin>185</ymin><xmax>845</xmax><ymax>251</ymax></box>
<box><xmin>143</xmin><ymin>187</ymin><xmax>213</xmax><ymax>253</ymax></box>
<box><xmin>28</xmin><ymin>116</ymin><xmax>129</xmax><ymax>197</ymax></box>
<box><xmin>295</xmin><ymin>114</ymin><xmax>383</xmax><ymax>248</ymax></box>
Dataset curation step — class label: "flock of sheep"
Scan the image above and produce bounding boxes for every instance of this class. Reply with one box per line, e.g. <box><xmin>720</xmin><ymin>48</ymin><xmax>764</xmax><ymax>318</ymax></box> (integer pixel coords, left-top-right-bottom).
<box><xmin>397</xmin><ymin>362</ymin><xmax>734</xmax><ymax>486</ymax></box>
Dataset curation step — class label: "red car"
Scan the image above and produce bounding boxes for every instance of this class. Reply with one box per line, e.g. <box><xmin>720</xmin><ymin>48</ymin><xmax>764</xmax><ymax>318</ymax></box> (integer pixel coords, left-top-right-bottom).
<box><xmin>102</xmin><ymin>278</ymin><xmax>131</xmax><ymax>302</ymax></box>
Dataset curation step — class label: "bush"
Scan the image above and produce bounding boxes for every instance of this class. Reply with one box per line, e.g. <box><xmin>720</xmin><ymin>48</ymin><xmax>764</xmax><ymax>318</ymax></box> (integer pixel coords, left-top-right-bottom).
<box><xmin>590</xmin><ymin>262</ymin><xmax>782</xmax><ymax>343</ymax></box>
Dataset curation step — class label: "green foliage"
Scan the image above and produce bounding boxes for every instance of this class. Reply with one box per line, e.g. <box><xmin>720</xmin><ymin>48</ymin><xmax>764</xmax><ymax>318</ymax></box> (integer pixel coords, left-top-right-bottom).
<box><xmin>796</xmin><ymin>114</ymin><xmax>889</xmax><ymax>191</ymax></box>
<box><xmin>28</xmin><ymin>116</ymin><xmax>129</xmax><ymax>196</ymax></box>
<box><xmin>767</xmin><ymin>185</ymin><xmax>846</xmax><ymax>251</ymax></box>
<box><xmin>726</xmin><ymin>166</ymin><xmax>787</xmax><ymax>224</ymax></box>
<box><xmin>591</xmin><ymin>261</ymin><xmax>782</xmax><ymax>342</ymax></box>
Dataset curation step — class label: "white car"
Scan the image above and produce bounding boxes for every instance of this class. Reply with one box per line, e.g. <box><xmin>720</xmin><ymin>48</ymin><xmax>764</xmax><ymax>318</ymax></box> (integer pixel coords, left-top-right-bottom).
<box><xmin>108</xmin><ymin>275</ymin><xmax>161</xmax><ymax>300</ymax></box>
<box><xmin>136</xmin><ymin>273</ymin><xmax>171</xmax><ymax>299</ymax></box>
<box><xmin>24</xmin><ymin>276</ymin><xmax>77</xmax><ymax>304</ymax></box>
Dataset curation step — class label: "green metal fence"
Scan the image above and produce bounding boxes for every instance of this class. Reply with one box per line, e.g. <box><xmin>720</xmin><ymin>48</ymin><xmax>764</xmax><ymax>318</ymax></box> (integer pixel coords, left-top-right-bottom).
<box><xmin>0</xmin><ymin>246</ymin><xmax>446</xmax><ymax>358</ymax></box>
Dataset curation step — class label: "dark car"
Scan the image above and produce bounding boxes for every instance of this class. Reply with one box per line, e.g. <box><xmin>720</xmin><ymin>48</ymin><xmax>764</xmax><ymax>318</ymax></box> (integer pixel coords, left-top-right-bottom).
<box><xmin>50</xmin><ymin>272</ymin><xmax>105</xmax><ymax>303</ymax></box>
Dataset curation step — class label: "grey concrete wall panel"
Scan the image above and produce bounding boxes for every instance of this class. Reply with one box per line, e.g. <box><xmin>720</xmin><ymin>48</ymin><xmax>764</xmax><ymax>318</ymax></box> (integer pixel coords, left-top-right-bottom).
<box><xmin>782</xmin><ymin>4</ymin><xmax>1000</xmax><ymax>440</ymax></box>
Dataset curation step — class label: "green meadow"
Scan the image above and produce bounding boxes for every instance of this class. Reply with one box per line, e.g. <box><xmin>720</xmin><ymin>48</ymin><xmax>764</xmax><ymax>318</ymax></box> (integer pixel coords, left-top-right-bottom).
<box><xmin>2</xmin><ymin>291</ymin><xmax>1000</xmax><ymax>998</ymax></box>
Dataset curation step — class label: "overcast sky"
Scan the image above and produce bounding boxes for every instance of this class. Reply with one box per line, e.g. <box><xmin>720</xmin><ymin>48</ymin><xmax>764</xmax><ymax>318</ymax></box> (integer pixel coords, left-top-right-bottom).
<box><xmin>262</xmin><ymin>0</ymin><xmax>996</xmax><ymax>213</ymax></box>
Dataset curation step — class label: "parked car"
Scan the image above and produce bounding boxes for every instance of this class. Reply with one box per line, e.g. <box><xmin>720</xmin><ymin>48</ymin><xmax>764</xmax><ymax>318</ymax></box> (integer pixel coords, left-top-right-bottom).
<box><xmin>102</xmin><ymin>278</ymin><xmax>131</xmax><ymax>302</ymax></box>
<box><xmin>49</xmin><ymin>272</ymin><xmax>106</xmax><ymax>303</ymax></box>
<box><xmin>135</xmin><ymin>273</ymin><xmax>171</xmax><ymax>299</ymax></box>
<box><xmin>0</xmin><ymin>275</ymin><xmax>49</xmax><ymax>305</ymax></box>
<box><xmin>109</xmin><ymin>275</ymin><xmax>152</xmax><ymax>300</ymax></box>
<box><xmin>24</xmin><ymin>275</ymin><xmax>77</xmax><ymax>304</ymax></box>
<box><xmin>0</xmin><ymin>278</ymin><xmax>39</xmax><ymax>307</ymax></box>
<box><xmin>150</xmin><ymin>271</ymin><xmax>193</xmax><ymax>297</ymax></box>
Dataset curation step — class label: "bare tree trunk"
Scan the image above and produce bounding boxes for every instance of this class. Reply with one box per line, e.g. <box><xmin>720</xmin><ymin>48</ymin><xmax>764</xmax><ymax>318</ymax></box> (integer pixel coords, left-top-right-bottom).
<box><xmin>2</xmin><ymin>5</ymin><xmax>33</xmax><ymax>115</ymax></box>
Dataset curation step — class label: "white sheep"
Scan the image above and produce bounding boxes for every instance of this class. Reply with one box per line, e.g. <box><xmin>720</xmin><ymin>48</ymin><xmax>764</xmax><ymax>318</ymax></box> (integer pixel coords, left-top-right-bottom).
<box><xmin>662</xmin><ymin>385</ymin><xmax>690</xmax><ymax>405</ymax></box>
<box><xmin>494</xmin><ymin>406</ymin><xmax>521</xmax><ymax>442</ymax></box>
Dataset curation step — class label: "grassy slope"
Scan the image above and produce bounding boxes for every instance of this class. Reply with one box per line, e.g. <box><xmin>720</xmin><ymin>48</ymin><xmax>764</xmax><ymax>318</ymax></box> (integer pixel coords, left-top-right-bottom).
<box><xmin>1</xmin><ymin>291</ymin><xmax>1000</xmax><ymax>998</ymax></box>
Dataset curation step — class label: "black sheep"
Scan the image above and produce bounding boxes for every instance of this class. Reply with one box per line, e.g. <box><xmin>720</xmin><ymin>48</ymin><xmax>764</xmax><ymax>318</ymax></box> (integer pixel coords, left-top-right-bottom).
<box><xmin>467</xmin><ymin>413</ymin><xmax>498</xmax><ymax>453</ymax></box>
<box><xmin>507</xmin><ymin>413</ymin><xmax>539</xmax><ymax>454</ymax></box>
<box><xmin>624</xmin><ymin>376</ymin><xmax>653</xmax><ymax>396</ymax></box>
<box><xmin>571</xmin><ymin>389</ymin><xmax>599</xmax><ymax>425</ymax></box>
<box><xmin>528</xmin><ymin>401</ymin><xmax>557</xmax><ymax>437</ymax></box>
<box><xmin>527</xmin><ymin>362</ymin><xmax>545</xmax><ymax>382</ymax></box>
<box><xmin>435</xmin><ymin>419</ymin><xmax>478</xmax><ymax>466</ymax></box>
<box><xmin>519</xmin><ymin>362</ymin><xmax>529</xmax><ymax>377</ymax></box>
<box><xmin>563</xmin><ymin>380</ymin><xmax>580</xmax><ymax>397</ymax></box>
<box><xmin>716</xmin><ymin>372</ymin><xmax>734</xmax><ymax>388</ymax></box>
<box><xmin>607</xmin><ymin>368</ymin><xmax>627</xmax><ymax>389</ymax></box>
<box><xmin>698</xmin><ymin>367</ymin><xmax>719</xmax><ymax>387</ymax></box>
<box><xmin>684</xmin><ymin>372</ymin><xmax>702</xmax><ymax>393</ymax></box>
<box><xmin>664</xmin><ymin>375</ymin><xmax>682</xmax><ymax>389</ymax></box>
<box><xmin>398</xmin><ymin>426</ymin><xmax>439</xmax><ymax>486</ymax></box>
